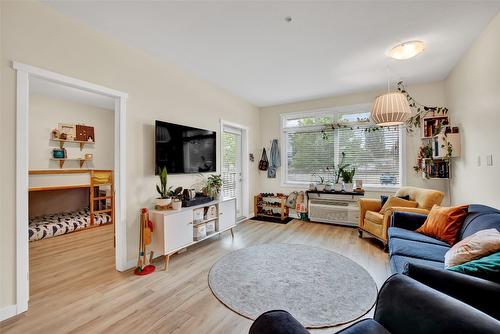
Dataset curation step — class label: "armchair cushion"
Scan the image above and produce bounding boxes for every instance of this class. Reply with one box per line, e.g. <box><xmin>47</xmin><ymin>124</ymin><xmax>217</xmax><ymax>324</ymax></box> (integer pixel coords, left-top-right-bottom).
<box><xmin>365</xmin><ymin>211</ymin><xmax>383</xmax><ymax>225</ymax></box>
<box><xmin>380</xmin><ymin>194</ymin><xmax>409</xmax><ymax>207</ymax></box>
<box><xmin>395</xmin><ymin>186</ymin><xmax>444</xmax><ymax>210</ymax></box>
<box><xmin>379</xmin><ymin>197</ymin><xmax>417</xmax><ymax>214</ymax></box>
<box><xmin>389</xmin><ymin>238</ymin><xmax>449</xmax><ymax>262</ymax></box>
<box><xmin>388</xmin><ymin>227</ymin><xmax>450</xmax><ymax>247</ymax></box>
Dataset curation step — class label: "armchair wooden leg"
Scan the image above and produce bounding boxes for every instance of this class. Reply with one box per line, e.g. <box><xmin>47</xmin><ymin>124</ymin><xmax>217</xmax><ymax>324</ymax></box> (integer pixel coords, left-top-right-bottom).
<box><xmin>358</xmin><ymin>229</ymin><xmax>363</xmax><ymax>238</ymax></box>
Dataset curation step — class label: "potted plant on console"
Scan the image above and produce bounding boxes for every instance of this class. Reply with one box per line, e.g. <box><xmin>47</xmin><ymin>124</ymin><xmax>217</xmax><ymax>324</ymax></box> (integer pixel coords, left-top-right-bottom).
<box><xmin>341</xmin><ymin>168</ymin><xmax>356</xmax><ymax>192</ymax></box>
<box><xmin>155</xmin><ymin>166</ymin><xmax>172</xmax><ymax>209</ymax></box>
<box><xmin>169</xmin><ymin>186</ymin><xmax>183</xmax><ymax>210</ymax></box>
<box><xmin>202</xmin><ymin>174</ymin><xmax>223</xmax><ymax>200</ymax></box>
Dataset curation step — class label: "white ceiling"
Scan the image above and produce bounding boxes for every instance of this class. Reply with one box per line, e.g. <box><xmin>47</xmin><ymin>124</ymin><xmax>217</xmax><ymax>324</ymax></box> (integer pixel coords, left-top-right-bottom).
<box><xmin>44</xmin><ymin>1</ymin><xmax>500</xmax><ymax>107</ymax></box>
<box><xmin>30</xmin><ymin>77</ymin><xmax>115</xmax><ymax>110</ymax></box>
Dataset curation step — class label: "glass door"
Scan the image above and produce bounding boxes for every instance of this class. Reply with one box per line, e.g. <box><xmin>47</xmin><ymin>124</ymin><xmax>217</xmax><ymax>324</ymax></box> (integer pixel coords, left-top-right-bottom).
<box><xmin>222</xmin><ymin>125</ymin><xmax>243</xmax><ymax>218</ymax></box>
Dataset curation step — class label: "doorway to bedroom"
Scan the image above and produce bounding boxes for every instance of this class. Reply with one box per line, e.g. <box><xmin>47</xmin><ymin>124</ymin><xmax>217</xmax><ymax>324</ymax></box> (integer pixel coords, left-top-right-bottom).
<box><xmin>14</xmin><ymin>62</ymin><xmax>128</xmax><ymax>316</ymax></box>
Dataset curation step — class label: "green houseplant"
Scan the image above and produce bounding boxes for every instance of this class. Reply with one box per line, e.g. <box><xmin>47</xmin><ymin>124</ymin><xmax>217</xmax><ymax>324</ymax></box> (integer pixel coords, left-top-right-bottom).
<box><xmin>155</xmin><ymin>166</ymin><xmax>172</xmax><ymax>207</ymax></box>
<box><xmin>341</xmin><ymin>168</ymin><xmax>356</xmax><ymax>192</ymax></box>
<box><xmin>202</xmin><ymin>174</ymin><xmax>223</xmax><ymax>199</ymax></box>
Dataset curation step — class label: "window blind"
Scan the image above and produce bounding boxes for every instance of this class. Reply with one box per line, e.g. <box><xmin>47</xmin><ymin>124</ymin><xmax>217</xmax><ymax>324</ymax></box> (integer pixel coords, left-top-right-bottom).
<box><xmin>338</xmin><ymin>125</ymin><xmax>400</xmax><ymax>186</ymax></box>
<box><xmin>285</xmin><ymin>129</ymin><xmax>335</xmax><ymax>183</ymax></box>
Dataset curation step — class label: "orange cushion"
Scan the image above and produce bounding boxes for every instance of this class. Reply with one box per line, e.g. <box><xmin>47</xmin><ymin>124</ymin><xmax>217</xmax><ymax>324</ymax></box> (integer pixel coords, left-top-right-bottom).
<box><xmin>416</xmin><ymin>204</ymin><xmax>469</xmax><ymax>245</ymax></box>
<box><xmin>379</xmin><ymin>196</ymin><xmax>418</xmax><ymax>214</ymax></box>
<box><xmin>444</xmin><ymin>228</ymin><xmax>500</xmax><ymax>268</ymax></box>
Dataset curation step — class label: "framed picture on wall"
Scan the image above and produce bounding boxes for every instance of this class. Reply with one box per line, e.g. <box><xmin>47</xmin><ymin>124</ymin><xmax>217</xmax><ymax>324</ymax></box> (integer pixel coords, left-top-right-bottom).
<box><xmin>58</xmin><ymin>123</ymin><xmax>76</xmax><ymax>141</ymax></box>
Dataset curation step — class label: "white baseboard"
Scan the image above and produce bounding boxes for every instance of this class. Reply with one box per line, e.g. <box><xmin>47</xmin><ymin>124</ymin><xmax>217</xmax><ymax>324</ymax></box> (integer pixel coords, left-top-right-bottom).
<box><xmin>0</xmin><ymin>304</ymin><xmax>17</xmax><ymax>322</ymax></box>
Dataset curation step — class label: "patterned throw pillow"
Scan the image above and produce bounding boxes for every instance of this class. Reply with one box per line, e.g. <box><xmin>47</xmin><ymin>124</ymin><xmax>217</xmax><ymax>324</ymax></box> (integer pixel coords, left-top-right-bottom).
<box><xmin>445</xmin><ymin>229</ymin><xmax>500</xmax><ymax>268</ymax></box>
<box><xmin>379</xmin><ymin>196</ymin><xmax>418</xmax><ymax>215</ymax></box>
<box><xmin>416</xmin><ymin>204</ymin><xmax>469</xmax><ymax>245</ymax></box>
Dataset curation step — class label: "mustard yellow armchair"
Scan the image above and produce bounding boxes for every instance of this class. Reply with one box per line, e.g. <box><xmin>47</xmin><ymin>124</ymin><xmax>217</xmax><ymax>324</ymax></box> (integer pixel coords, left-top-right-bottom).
<box><xmin>358</xmin><ymin>186</ymin><xmax>445</xmax><ymax>247</ymax></box>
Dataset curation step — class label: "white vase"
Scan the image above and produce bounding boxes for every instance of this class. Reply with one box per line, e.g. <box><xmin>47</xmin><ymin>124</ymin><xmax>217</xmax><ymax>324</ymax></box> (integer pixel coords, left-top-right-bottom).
<box><xmin>155</xmin><ymin>197</ymin><xmax>171</xmax><ymax>207</ymax></box>
<box><xmin>171</xmin><ymin>200</ymin><xmax>182</xmax><ymax>210</ymax></box>
<box><xmin>344</xmin><ymin>183</ymin><xmax>354</xmax><ymax>192</ymax></box>
<box><xmin>316</xmin><ymin>184</ymin><xmax>325</xmax><ymax>191</ymax></box>
<box><xmin>334</xmin><ymin>183</ymin><xmax>343</xmax><ymax>192</ymax></box>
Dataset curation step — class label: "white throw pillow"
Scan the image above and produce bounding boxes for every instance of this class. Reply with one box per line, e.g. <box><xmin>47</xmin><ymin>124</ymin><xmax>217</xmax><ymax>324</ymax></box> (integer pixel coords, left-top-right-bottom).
<box><xmin>444</xmin><ymin>228</ymin><xmax>500</xmax><ymax>268</ymax></box>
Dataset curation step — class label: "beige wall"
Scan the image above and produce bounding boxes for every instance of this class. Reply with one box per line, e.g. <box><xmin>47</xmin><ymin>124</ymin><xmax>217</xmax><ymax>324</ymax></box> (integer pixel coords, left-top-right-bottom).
<box><xmin>445</xmin><ymin>13</ymin><xmax>500</xmax><ymax>207</ymax></box>
<box><xmin>258</xmin><ymin>81</ymin><xmax>450</xmax><ymax>201</ymax></box>
<box><xmin>1</xmin><ymin>2</ymin><xmax>259</xmax><ymax>308</ymax></box>
<box><xmin>29</xmin><ymin>94</ymin><xmax>114</xmax><ymax>170</ymax></box>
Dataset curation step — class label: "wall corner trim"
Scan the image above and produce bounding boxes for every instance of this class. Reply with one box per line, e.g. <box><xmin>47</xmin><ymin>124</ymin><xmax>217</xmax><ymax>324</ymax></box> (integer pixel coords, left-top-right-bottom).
<box><xmin>0</xmin><ymin>304</ymin><xmax>18</xmax><ymax>322</ymax></box>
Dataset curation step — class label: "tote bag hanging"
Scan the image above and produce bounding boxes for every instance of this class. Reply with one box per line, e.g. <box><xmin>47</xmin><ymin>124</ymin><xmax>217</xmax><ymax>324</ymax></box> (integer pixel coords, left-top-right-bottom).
<box><xmin>258</xmin><ymin>148</ymin><xmax>269</xmax><ymax>171</ymax></box>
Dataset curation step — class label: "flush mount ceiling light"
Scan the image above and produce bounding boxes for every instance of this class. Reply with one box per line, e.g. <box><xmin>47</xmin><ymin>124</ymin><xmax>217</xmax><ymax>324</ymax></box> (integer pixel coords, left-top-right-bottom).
<box><xmin>388</xmin><ymin>40</ymin><xmax>425</xmax><ymax>60</ymax></box>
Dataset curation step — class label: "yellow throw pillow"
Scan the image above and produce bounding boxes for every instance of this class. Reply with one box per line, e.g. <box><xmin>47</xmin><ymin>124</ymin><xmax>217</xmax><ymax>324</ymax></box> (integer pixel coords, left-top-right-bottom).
<box><xmin>444</xmin><ymin>228</ymin><xmax>500</xmax><ymax>268</ymax></box>
<box><xmin>379</xmin><ymin>196</ymin><xmax>418</xmax><ymax>214</ymax></box>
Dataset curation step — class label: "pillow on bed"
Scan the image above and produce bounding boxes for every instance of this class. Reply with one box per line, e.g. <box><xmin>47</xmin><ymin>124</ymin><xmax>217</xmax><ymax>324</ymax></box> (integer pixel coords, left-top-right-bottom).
<box><xmin>445</xmin><ymin>228</ymin><xmax>500</xmax><ymax>268</ymax></box>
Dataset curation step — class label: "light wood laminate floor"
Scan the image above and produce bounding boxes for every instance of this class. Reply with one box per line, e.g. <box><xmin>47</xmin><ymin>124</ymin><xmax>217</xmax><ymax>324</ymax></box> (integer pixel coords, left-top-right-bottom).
<box><xmin>1</xmin><ymin>219</ymin><xmax>390</xmax><ymax>334</ymax></box>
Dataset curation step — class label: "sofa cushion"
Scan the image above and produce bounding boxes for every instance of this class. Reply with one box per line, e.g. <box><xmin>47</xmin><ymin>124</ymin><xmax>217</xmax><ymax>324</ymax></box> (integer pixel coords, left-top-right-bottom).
<box><xmin>416</xmin><ymin>204</ymin><xmax>469</xmax><ymax>245</ymax></box>
<box><xmin>388</xmin><ymin>227</ymin><xmax>450</xmax><ymax>247</ymax></box>
<box><xmin>338</xmin><ymin>319</ymin><xmax>390</xmax><ymax>334</ymax></box>
<box><xmin>390</xmin><ymin>254</ymin><xmax>444</xmax><ymax>274</ymax></box>
<box><xmin>390</xmin><ymin>238</ymin><xmax>449</xmax><ymax>262</ymax></box>
<box><xmin>459</xmin><ymin>204</ymin><xmax>500</xmax><ymax>240</ymax></box>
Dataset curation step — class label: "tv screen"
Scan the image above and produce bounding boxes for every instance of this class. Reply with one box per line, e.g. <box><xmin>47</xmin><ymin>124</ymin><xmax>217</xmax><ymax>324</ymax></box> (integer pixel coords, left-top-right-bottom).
<box><xmin>155</xmin><ymin>120</ymin><xmax>216</xmax><ymax>174</ymax></box>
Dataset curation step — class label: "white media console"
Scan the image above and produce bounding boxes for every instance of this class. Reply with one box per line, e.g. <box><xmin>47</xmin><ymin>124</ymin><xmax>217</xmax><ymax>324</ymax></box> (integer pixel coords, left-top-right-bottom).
<box><xmin>151</xmin><ymin>198</ymin><xmax>236</xmax><ymax>270</ymax></box>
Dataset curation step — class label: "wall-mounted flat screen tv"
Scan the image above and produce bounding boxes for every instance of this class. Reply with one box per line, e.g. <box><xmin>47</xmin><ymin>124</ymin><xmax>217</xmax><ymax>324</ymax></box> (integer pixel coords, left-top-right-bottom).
<box><xmin>155</xmin><ymin>120</ymin><xmax>216</xmax><ymax>174</ymax></box>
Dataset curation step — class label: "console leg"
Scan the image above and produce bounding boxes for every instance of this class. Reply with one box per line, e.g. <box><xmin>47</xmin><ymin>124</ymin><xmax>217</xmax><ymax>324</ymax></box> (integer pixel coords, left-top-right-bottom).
<box><xmin>230</xmin><ymin>228</ymin><xmax>235</xmax><ymax>238</ymax></box>
<box><xmin>164</xmin><ymin>254</ymin><xmax>170</xmax><ymax>271</ymax></box>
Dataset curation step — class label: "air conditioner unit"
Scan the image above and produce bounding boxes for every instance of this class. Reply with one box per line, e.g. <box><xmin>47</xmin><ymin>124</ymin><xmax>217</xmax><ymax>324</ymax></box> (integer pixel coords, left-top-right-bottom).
<box><xmin>308</xmin><ymin>198</ymin><xmax>359</xmax><ymax>227</ymax></box>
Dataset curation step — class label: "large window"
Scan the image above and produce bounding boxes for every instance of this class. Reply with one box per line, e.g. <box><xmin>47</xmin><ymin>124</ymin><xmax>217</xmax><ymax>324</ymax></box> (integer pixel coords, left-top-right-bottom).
<box><xmin>281</xmin><ymin>105</ymin><xmax>402</xmax><ymax>189</ymax></box>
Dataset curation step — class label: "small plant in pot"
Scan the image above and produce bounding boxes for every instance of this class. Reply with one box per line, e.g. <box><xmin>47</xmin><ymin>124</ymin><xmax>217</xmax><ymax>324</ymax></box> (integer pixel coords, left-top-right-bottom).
<box><xmin>313</xmin><ymin>174</ymin><xmax>326</xmax><ymax>191</ymax></box>
<box><xmin>155</xmin><ymin>167</ymin><xmax>172</xmax><ymax>207</ymax></box>
<box><xmin>202</xmin><ymin>174</ymin><xmax>223</xmax><ymax>199</ymax></box>
<box><xmin>168</xmin><ymin>186</ymin><xmax>183</xmax><ymax>210</ymax></box>
<box><xmin>341</xmin><ymin>168</ymin><xmax>356</xmax><ymax>192</ymax></box>
<box><xmin>334</xmin><ymin>152</ymin><xmax>350</xmax><ymax>191</ymax></box>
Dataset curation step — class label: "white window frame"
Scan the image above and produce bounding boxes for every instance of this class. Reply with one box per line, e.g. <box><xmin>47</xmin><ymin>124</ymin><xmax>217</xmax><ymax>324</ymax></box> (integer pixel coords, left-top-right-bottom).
<box><xmin>280</xmin><ymin>104</ymin><xmax>404</xmax><ymax>191</ymax></box>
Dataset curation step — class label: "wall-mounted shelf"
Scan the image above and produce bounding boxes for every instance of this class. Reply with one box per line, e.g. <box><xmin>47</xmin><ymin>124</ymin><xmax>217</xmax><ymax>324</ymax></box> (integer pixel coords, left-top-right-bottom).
<box><xmin>51</xmin><ymin>137</ymin><xmax>94</xmax><ymax>151</ymax></box>
<box><xmin>50</xmin><ymin>158</ymin><xmax>92</xmax><ymax>168</ymax></box>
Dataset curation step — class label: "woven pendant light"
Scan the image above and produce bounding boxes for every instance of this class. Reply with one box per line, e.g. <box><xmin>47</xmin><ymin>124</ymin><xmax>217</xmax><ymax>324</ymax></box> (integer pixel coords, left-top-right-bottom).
<box><xmin>371</xmin><ymin>92</ymin><xmax>411</xmax><ymax>126</ymax></box>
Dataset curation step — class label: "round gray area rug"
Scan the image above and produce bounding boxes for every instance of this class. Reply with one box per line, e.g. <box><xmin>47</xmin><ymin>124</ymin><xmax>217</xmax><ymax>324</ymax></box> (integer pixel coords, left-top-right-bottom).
<box><xmin>208</xmin><ymin>243</ymin><xmax>377</xmax><ymax>328</ymax></box>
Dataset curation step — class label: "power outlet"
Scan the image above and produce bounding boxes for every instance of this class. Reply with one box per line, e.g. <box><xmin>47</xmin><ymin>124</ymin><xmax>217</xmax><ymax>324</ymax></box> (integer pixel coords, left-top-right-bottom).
<box><xmin>486</xmin><ymin>154</ymin><xmax>493</xmax><ymax>166</ymax></box>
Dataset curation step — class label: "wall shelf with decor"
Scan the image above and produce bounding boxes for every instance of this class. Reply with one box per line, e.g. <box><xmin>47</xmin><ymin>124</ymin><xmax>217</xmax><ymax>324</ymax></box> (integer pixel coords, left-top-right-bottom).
<box><xmin>50</xmin><ymin>158</ymin><xmax>92</xmax><ymax>169</ymax></box>
<box><xmin>50</xmin><ymin>137</ymin><xmax>95</xmax><ymax>151</ymax></box>
<box><xmin>415</xmin><ymin>113</ymin><xmax>460</xmax><ymax>180</ymax></box>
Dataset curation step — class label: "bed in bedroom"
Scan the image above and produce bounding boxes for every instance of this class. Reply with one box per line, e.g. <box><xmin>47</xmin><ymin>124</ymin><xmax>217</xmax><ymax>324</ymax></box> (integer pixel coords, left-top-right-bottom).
<box><xmin>28</xmin><ymin>169</ymin><xmax>114</xmax><ymax>242</ymax></box>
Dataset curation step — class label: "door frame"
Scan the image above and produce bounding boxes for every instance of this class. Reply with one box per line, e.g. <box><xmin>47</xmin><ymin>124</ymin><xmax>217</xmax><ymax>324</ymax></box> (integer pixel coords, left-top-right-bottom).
<box><xmin>13</xmin><ymin>61</ymin><xmax>128</xmax><ymax>316</ymax></box>
<box><xmin>220</xmin><ymin>119</ymin><xmax>249</xmax><ymax>220</ymax></box>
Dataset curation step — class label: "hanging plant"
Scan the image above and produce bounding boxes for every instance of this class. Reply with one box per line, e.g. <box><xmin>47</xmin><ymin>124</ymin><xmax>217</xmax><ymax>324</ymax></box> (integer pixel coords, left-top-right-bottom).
<box><xmin>321</xmin><ymin>118</ymin><xmax>381</xmax><ymax>140</ymax></box>
<box><xmin>397</xmin><ymin>81</ymin><xmax>448</xmax><ymax>133</ymax></box>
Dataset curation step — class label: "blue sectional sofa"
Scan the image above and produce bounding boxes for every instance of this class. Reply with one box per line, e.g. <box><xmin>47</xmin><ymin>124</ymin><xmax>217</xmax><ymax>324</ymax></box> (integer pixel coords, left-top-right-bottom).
<box><xmin>388</xmin><ymin>204</ymin><xmax>500</xmax><ymax>273</ymax></box>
